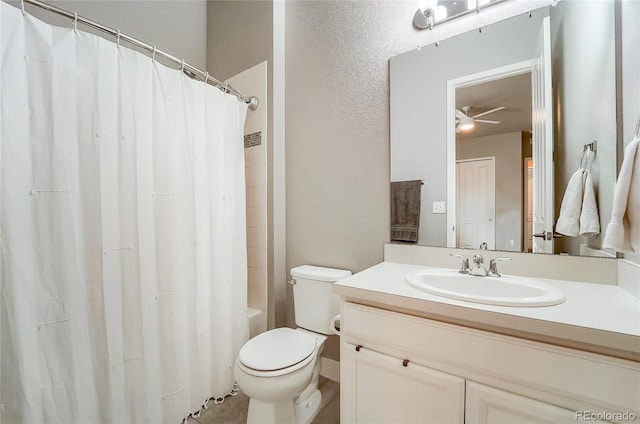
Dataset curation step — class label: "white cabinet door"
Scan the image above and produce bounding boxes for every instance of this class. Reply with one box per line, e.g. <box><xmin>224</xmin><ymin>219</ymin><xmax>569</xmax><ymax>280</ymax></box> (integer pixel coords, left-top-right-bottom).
<box><xmin>465</xmin><ymin>382</ymin><xmax>608</xmax><ymax>424</ymax></box>
<box><xmin>341</xmin><ymin>343</ymin><xmax>465</xmax><ymax>424</ymax></box>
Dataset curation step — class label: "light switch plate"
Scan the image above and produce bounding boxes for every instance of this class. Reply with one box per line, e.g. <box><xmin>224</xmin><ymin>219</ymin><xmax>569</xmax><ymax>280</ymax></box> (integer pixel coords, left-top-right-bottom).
<box><xmin>432</xmin><ymin>201</ymin><xmax>446</xmax><ymax>214</ymax></box>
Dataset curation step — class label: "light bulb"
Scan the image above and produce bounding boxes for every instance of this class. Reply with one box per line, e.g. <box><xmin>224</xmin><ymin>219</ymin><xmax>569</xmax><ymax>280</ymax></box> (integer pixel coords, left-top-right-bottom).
<box><xmin>459</xmin><ymin>123</ymin><xmax>475</xmax><ymax>131</ymax></box>
<box><xmin>417</xmin><ymin>0</ymin><xmax>439</xmax><ymax>12</ymax></box>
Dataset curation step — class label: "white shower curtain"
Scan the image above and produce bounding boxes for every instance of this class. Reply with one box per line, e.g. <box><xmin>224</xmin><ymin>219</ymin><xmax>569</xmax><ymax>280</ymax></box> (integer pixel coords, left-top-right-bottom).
<box><xmin>1</xmin><ymin>2</ymin><xmax>249</xmax><ymax>422</ymax></box>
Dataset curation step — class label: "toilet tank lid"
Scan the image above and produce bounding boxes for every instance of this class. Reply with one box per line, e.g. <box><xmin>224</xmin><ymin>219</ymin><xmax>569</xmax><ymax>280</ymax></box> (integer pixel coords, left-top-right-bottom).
<box><xmin>290</xmin><ymin>265</ymin><xmax>352</xmax><ymax>282</ymax></box>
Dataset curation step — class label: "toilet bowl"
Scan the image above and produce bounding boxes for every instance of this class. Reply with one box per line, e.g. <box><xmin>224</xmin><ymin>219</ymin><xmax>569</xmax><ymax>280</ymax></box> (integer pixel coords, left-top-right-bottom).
<box><xmin>234</xmin><ymin>265</ymin><xmax>351</xmax><ymax>424</ymax></box>
<box><xmin>235</xmin><ymin>328</ymin><xmax>327</xmax><ymax>424</ymax></box>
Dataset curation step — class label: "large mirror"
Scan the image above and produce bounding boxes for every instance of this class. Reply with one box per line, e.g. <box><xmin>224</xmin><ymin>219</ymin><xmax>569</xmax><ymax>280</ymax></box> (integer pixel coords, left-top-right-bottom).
<box><xmin>390</xmin><ymin>1</ymin><xmax>617</xmax><ymax>257</ymax></box>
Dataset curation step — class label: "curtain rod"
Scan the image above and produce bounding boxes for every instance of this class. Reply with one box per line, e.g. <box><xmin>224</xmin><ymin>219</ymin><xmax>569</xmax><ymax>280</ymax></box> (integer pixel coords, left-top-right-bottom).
<box><xmin>19</xmin><ymin>0</ymin><xmax>259</xmax><ymax>111</ymax></box>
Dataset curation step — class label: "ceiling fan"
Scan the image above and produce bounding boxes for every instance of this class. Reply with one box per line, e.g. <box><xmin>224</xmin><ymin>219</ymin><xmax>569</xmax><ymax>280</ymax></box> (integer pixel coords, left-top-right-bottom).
<box><xmin>455</xmin><ymin>105</ymin><xmax>505</xmax><ymax>133</ymax></box>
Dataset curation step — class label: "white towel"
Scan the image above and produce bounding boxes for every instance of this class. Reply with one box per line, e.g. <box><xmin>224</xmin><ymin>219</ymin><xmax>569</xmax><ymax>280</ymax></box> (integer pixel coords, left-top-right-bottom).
<box><xmin>579</xmin><ymin>169</ymin><xmax>600</xmax><ymax>237</ymax></box>
<box><xmin>556</xmin><ymin>169</ymin><xmax>584</xmax><ymax>237</ymax></box>
<box><xmin>603</xmin><ymin>137</ymin><xmax>640</xmax><ymax>253</ymax></box>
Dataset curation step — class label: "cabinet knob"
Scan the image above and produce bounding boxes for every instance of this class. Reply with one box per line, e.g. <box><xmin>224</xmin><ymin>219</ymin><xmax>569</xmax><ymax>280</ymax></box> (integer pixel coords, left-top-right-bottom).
<box><xmin>402</xmin><ymin>359</ymin><xmax>409</xmax><ymax>367</ymax></box>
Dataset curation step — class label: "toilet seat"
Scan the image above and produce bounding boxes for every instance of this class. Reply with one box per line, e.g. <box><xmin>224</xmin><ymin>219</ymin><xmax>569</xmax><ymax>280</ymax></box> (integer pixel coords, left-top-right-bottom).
<box><xmin>238</xmin><ymin>328</ymin><xmax>318</xmax><ymax>377</ymax></box>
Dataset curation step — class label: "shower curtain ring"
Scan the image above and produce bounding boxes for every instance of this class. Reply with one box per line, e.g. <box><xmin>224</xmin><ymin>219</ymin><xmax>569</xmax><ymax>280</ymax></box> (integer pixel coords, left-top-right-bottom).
<box><xmin>73</xmin><ymin>12</ymin><xmax>78</xmax><ymax>33</ymax></box>
<box><xmin>180</xmin><ymin>59</ymin><xmax>185</xmax><ymax>72</ymax></box>
<box><xmin>204</xmin><ymin>72</ymin><xmax>209</xmax><ymax>85</ymax></box>
<box><xmin>151</xmin><ymin>46</ymin><xmax>157</xmax><ymax>63</ymax></box>
<box><xmin>20</xmin><ymin>0</ymin><xmax>25</xmax><ymax>15</ymax></box>
<box><xmin>116</xmin><ymin>30</ymin><xmax>121</xmax><ymax>47</ymax></box>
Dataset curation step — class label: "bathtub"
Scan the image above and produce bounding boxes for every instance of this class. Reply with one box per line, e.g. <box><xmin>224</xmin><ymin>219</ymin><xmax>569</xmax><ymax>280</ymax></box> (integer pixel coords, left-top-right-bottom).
<box><xmin>247</xmin><ymin>307</ymin><xmax>267</xmax><ymax>338</ymax></box>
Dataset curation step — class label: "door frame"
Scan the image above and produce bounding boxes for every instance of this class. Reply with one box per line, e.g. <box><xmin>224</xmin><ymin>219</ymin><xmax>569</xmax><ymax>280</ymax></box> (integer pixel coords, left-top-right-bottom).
<box><xmin>523</xmin><ymin>156</ymin><xmax>534</xmax><ymax>252</ymax></box>
<box><xmin>446</xmin><ymin>60</ymin><xmax>536</xmax><ymax>248</ymax></box>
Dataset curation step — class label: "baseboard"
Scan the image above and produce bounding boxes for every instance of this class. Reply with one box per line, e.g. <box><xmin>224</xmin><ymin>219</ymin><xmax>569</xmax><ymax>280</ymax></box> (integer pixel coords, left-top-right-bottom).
<box><xmin>320</xmin><ymin>357</ymin><xmax>340</xmax><ymax>383</ymax></box>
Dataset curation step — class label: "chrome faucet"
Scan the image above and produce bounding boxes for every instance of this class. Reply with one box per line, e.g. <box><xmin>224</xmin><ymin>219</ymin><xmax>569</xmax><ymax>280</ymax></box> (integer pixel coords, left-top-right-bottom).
<box><xmin>479</xmin><ymin>242</ymin><xmax>488</xmax><ymax>250</ymax></box>
<box><xmin>449</xmin><ymin>253</ymin><xmax>470</xmax><ymax>274</ymax></box>
<box><xmin>488</xmin><ymin>257</ymin><xmax>512</xmax><ymax>277</ymax></box>
<box><xmin>450</xmin><ymin>253</ymin><xmax>512</xmax><ymax>277</ymax></box>
<box><xmin>470</xmin><ymin>254</ymin><xmax>488</xmax><ymax>276</ymax></box>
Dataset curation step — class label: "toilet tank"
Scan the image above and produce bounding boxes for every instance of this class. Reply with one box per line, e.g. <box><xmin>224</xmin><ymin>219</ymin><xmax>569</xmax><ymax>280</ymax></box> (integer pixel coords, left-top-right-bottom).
<box><xmin>290</xmin><ymin>265</ymin><xmax>351</xmax><ymax>335</ymax></box>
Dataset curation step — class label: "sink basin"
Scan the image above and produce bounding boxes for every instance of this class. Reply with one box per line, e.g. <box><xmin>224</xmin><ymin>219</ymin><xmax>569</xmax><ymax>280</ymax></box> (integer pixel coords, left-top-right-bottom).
<box><xmin>405</xmin><ymin>269</ymin><xmax>565</xmax><ymax>307</ymax></box>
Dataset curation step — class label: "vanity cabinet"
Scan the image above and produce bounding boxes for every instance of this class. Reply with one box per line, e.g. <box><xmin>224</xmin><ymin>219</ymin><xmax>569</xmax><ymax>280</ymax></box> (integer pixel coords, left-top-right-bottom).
<box><xmin>340</xmin><ymin>302</ymin><xmax>638</xmax><ymax>423</ymax></box>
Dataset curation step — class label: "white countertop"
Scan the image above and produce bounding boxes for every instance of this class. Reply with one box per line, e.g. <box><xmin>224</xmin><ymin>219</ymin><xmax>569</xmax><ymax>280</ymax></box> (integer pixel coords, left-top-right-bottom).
<box><xmin>333</xmin><ymin>262</ymin><xmax>640</xmax><ymax>361</ymax></box>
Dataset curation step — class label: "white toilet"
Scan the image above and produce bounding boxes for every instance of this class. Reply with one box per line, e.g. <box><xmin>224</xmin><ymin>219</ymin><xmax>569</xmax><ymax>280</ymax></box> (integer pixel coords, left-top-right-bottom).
<box><xmin>234</xmin><ymin>265</ymin><xmax>351</xmax><ymax>424</ymax></box>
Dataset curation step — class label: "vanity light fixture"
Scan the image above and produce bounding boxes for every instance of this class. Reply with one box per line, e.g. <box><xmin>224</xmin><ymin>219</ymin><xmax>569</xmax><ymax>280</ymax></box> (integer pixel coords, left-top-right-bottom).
<box><xmin>467</xmin><ymin>0</ymin><xmax>492</xmax><ymax>10</ymax></box>
<box><xmin>413</xmin><ymin>0</ymin><xmax>439</xmax><ymax>30</ymax></box>
<box><xmin>414</xmin><ymin>0</ymin><xmax>506</xmax><ymax>31</ymax></box>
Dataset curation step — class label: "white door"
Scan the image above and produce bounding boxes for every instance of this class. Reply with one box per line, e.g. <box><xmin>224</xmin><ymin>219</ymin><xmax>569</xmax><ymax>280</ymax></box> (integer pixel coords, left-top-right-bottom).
<box><xmin>341</xmin><ymin>343</ymin><xmax>465</xmax><ymax>424</ymax></box>
<box><xmin>456</xmin><ymin>158</ymin><xmax>496</xmax><ymax>249</ymax></box>
<box><xmin>531</xmin><ymin>16</ymin><xmax>554</xmax><ymax>253</ymax></box>
<box><xmin>465</xmin><ymin>382</ymin><xmax>607</xmax><ymax>424</ymax></box>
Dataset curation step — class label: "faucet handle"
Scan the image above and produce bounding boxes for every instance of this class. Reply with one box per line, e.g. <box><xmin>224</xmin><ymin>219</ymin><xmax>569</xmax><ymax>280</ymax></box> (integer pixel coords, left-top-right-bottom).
<box><xmin>449</xmin><ymin>253</ymin><xmax>470</xmax><ymax>274</ymax></box>
<box><xmin>488</xmin><ymin>257</ymin><xmax>511</xmax><ymax>277</ymax></box>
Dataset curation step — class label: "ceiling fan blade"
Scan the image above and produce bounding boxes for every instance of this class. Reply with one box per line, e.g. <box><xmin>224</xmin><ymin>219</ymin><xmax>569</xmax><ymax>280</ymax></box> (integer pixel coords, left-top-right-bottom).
<box><xmin>475</xmin><ymin>119</ymin><xmax>500</xmax><ymax>124</ymax></box>
<box><xmin>471</xmin><ymin>106</ymin><xmax>505</xmax><ymax>119</ymax></box>
<box><xmin>455</xmin><ymin>109</ymin><xmax>466</xmax><ymax>119</ymax></box>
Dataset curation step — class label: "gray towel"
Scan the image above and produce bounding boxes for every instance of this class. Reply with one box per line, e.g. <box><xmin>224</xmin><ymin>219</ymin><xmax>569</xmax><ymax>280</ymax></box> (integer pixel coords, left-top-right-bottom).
<box><xmin>390</xmin><ymin>180</ymin><xmax>422</xmax><ymax>242</ymax></box>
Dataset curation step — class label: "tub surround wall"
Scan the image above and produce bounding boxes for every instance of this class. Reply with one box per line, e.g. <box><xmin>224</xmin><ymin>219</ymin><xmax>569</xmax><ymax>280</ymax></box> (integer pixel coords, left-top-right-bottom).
<box><xmin>206</xmin><ymin>1</ymin><xmax>284</xmax><ymax>329</ymax></box>
<box><xmin>227</xmin><ymin>62</ymin><xmax>269</xmax><ymax>336</ymax></box>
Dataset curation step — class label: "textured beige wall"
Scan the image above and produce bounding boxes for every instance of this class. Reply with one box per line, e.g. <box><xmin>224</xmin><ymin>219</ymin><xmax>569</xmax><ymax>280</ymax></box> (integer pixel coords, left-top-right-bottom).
<box><xmin>284</xmin><ymin>2</ymin><xmax>423</xmax><ymax>355</ymax></box>
<box><xmin>284</xmin><ymin>0</ymin><xmax>416</xmax><ymax>280</ymax></box>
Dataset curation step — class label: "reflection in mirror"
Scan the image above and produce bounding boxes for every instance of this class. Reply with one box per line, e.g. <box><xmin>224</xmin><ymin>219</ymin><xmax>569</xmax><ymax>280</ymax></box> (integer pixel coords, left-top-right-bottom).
<box><xmin>390</xmin><ymin>2</ymin><xmax>618</xmax><ymax>257</ymax></box>
<box><xmin>455</xmin><ymin>72</ymin><xmax>532</xmax><ymax>252</ymax></box>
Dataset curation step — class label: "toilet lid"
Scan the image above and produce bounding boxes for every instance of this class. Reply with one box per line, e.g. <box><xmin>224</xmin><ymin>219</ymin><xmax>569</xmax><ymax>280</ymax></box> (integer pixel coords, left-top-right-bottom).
<box><xmin>238</xmin><ymin>328</ymin><xmax>317</xmax><ymax>371</ymax></box>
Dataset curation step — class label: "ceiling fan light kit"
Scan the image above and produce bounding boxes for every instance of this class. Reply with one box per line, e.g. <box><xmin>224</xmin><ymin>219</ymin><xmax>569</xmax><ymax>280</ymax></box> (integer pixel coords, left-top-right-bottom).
<box><xmin>455</xmin><ymin>105</ymin><xmax>505</xmax><ymax>133</ymax></box>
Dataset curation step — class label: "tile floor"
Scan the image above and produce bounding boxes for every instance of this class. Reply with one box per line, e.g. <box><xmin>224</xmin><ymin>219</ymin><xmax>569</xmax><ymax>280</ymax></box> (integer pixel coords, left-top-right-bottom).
<box><xmin>187</xmin><ymin>377</ymin><xmax>340</xmax><ymax>424</ymax></box>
